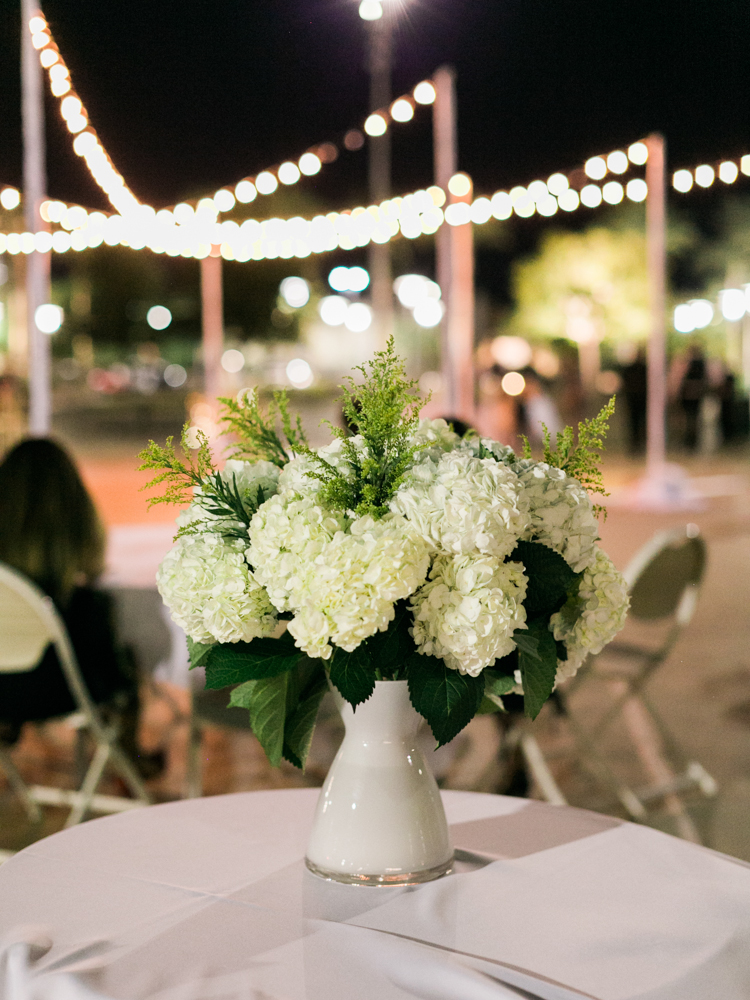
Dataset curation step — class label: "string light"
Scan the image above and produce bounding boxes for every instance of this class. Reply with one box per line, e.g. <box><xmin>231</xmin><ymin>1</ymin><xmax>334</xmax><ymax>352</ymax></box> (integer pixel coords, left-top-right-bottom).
<box><xmin>0</xmin><ymin>188</ymin><xmax>21</xmax><ymax>211</ymax></box>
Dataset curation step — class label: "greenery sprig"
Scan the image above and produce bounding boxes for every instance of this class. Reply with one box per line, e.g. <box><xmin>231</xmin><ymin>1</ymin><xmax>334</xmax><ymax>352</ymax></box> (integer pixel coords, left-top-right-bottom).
<box><xmin>219</xmin><ymin>387</ymin><xmax>308</xmax><ymax>468</ymax></box>
<box><xmin>523</xmin><ymin>396</ymin><xmax>615</xmax><ymax>516</ymax></box>
<box><xmin>308</xmin><ymin>338</ymin><xmax>427</xmax><ymax>518</ymax></box>
<box><xmin>139</xmin><ymin>425</ymin><xmax>215</xmax><ymax>508</ymax></box>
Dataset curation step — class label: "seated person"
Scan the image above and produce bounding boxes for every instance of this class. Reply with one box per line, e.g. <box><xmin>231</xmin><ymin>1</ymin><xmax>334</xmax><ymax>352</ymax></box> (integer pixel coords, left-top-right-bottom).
<box><xmin>0</xmin><ymin>437</ymin><xmax>161</xmax><ymax>777</ymax></box>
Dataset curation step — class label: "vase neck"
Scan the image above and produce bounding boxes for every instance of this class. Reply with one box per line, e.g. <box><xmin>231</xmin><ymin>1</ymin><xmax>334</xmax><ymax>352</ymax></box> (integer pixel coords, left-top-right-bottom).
<box><xmin>333</xmin><ymin>679</ymin><xmax>421</xmax><ymax>742</ymax></box>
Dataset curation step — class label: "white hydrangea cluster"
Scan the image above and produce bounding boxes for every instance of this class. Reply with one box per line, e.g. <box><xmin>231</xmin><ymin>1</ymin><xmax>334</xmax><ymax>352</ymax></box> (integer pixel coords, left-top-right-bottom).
<box><xmin>513</xmin><ymin>459</ymin><xmax>599</xmax><ymax>573</ymax></box>
<box><xmin>550</xmin><ymin>547</ymin><xmax>630</xmax><ymax>681</ymax></box>
<box><xmin>410</xmin><ymin>418</ymin><xmax>461</xmax><ymax>463</ymax></box>
<box><xmin>411</xmin><ymin>554</ymin><xmax>528</xmax><ymax>676</ymax></box>
<box><xmin>285</xmin><ymin>513</ymin><xmax>430</xmax><ymax>659</ymax></box>
<box><xmin>246</xmin><ymin>491</ymin><xmax>349</xmax><ymax>613</ymax></box>
<box><xmin>157</xmin><ymin>532</ymin><xmax>277</xmax><ymax>644</ymax></box>
<box><xmin>391</xmin><ymin>451</ymin><xmax>527</xmax><ymax>560</ymax></box>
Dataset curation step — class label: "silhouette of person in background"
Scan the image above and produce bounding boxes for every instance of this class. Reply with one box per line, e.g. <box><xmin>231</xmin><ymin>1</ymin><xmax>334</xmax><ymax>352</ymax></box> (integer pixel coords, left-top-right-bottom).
<box><xmin>0</xmin><ymin>438</ymin><xmax>162</xmax><ymax>776</ymax></box>
<box><xmin>621</xmin><ymin>347</ymin><xmax>648</xmax><ymax>452</ymax></box>
<box><xmin>679</xmin><ymin>345</ymin><xmax>708</xmax><ymax>451</ymax></box>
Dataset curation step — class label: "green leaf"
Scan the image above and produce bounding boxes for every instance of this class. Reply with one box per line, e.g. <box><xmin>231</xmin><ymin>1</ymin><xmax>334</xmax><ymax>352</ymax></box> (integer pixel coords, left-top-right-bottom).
<box><xmin>477</xmin><ymin>695</ymin><xmax>506</xmax><ymax>715</ymax></box>
<box><xmin>511</xmin><ymin>630</ymin><xmax>540</xmax><ymax>661</ymax></box>
<box><xmin>518</xmin><ymin>619</ymin><xmax>559</xmax><ymax>720</ymax></box>
<box><xmin>229</xmin><ymin>674</ymin><xmax>288</xmax><ymax>767</ymax></box>
<box><xmin>329</xmin><ymin>643</ymin><xmax>377</xmax><ymax>708</ymax></box>
<box><xmin>406</xmin><ymin>653</ymin><xmax>485</xmax><ymax>747</ymax></box>
<box><xmin>186</xmin><ymin>636</ymin><xmax>214</xmax><ymax>670</ymax></box>
<box><xmin>359</xmin><ymin>601</ymin><xmax>415</xmax><ymax>677</ymax></box>
<box><xmin>484</xmin><ymin>671</ymin><xmax>518</xmax><ymax>697</ymax></box>
<box><xmin>282</xmin><ymin>667</ymin><xmax>328</xmax><ymax>770</ymax></box>
<box><xmin>511</xmin><ymin>540</ymin><xmax>580</xmax><ymax>621</ymax></box>
<box><xmin>204</xmin><ymin>633</ymin><xmax>301</xmax><ymax>690</ymax></box>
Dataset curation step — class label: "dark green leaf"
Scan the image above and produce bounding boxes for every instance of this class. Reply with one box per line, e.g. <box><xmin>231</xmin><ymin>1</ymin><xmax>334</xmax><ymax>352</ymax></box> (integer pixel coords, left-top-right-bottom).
<box><xmin>484</xmin><ymin>671</ymin><xmax>518</xmax><ymax>697</ymax></box>
<box><xmin>406</xmin><ymin>653</ymin><xmax>484</xmax><ymax>747</ymax></box>
<box><xmin>518</xmin><ymin>619</ymin><xmax>559</xmax><ymax>720</ymax></box>
<box><xmin>204</xmin><ymin>632</ymin><xmax>301</xmax><ymax>690</ymax></box>
<box><xmin>229</xmin><ymin>674</ymin><xmax>288</xmax><ymax>767</ymax></box>
<box><xmin>511</xmin><ymin>630</ymin><xmax>541</xmax><ymax>661</ymax></box>
<box><xmin>186</xmin><ymin>636</ymin><xmax>214</xmax><ymax>670</ymax></box>
<box><xmin>510</xmin><ymin>540</ymin><xmax>581</xmax><ymax>621</ymax></box>
<box><xmin>282</xmin><ymin>666</ymin><xmax>328</xmax><ymax>770</ymax></box>
<box><xmin>358</xmin><ymin>601</ymin><xmax>415</xmax><ymax>677</ymax></box>
<box><xmin>477</xmin><ymin>695</ymin><xmax>506</xmax><ymax>715</ymax></box>
<box><xmin>329</xmin><ymin>643</ymin><xmax>376</xmax><ymax>708</ymax></box>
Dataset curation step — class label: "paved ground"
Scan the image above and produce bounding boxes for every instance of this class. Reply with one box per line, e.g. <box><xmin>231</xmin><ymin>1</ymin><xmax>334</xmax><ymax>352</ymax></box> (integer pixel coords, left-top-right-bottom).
<box><xmin>2</xmin><ymin>442</ymin><xmax>749</xmax><ymax>861</ymax></box>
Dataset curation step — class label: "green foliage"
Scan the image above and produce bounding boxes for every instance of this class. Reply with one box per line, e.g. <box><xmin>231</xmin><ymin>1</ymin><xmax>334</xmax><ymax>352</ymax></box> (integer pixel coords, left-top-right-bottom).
<box><xmin>540</xmin><ymin>396</ymin><xmax>616</xmax><ymax>515</ymax></box>
<box><xmin>329</xmin><ymin>644</ymin><xmax>377</xmax><ymax>708</ymax></box>
<box><xmin>203</xmin><ymin>632</ymin><xmax>303</xmax><ymax>689</ymax></box>
<box><xmin>516</xmin><ymin>619</ymin><xmax>559</xmax><ymax>720</ymax></box>
<box><xmin>307</xmin><ymin>338</ymin><xmax>426</xmax><ymax>517</ymax></box>
<box><xmin>477</xmin><ymin>671</ymin><xmax>518</xmax><ymax>714</ymax></box>
<box><xmin>406</xmin><ymin>653</ymin><xmax>485</xmax><ymax>747</ymax></box>
<box><xmin>282</xmin><ymin>667</ymin><xmax>328</xmax><ymax>769</ymax></box>
<box><xmin>138</xmin><ymin>425</ymin><xmax>215</xmax><ymax>507</ymax></box>
<box><xmin>186</xmin><ymin>636</ymin><xmax>214</xmax><ymax>670</ymax></box>
<box><xmin>510</xmin><ymin>541</ymin><xmax>581</xmax><ymax>621</ymax></box>
<box><xmin>218</xmin><ymin>388</ymin><xmax>308</xmax><ymax>468</ymax></box>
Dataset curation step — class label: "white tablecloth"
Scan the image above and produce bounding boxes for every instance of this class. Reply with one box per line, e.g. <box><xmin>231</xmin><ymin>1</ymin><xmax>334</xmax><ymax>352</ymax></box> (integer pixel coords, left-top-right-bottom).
<box><xmin>1</xmin><ymin>789</ymin><xmax>749</xmax><ymax>1000</ymax></box>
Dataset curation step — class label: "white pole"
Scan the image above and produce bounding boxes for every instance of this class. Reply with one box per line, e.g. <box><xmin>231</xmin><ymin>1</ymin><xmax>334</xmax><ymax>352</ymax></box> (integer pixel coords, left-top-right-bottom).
<box><xmin>201</xmin><ymin>252</ymin><xmax>224</xmax><ymax>404</ymax></box>
<box><xmin>433</xmin><ymin>66</ymin><xmax>475</xmax><ymax>421</ymax></box>
<box><xmin>21</xmin><ymin>0</ymin><xmax>51</xmax><ymax>435</ymax></box>
<box><xmin>645</xmin><ymin>133</ymin><xmax>667</xmax><ymax>480</ymax></box>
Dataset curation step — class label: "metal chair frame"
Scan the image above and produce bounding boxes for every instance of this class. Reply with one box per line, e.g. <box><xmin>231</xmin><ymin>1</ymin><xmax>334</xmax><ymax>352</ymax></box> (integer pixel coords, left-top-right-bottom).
<box><xmin>556</xmin><ymin>526</ymin><xmax>717</xmax><ymax>839</ymax></box>
<box><xmin>0</xmin><ymin>562</ymin><xmax>150</xmax><ymax>828</ymax></box>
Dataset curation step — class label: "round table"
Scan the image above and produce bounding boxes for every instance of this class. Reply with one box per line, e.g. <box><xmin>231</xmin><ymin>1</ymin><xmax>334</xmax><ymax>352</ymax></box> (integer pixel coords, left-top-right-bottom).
<box><xmin>1</xmin><ymin>789</ymin><xmax>749</xmax><ymax>1000</ymax></box>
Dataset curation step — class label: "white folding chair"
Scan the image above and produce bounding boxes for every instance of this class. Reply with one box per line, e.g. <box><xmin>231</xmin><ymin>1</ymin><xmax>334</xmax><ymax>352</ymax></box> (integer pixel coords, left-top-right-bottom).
<box><xmin>557</xmin><ymin>526</ymin><xmax>717</xmax><ymax>840</ymax></box>
<box><xmin>0</xmin><ymin>563</ymin><xmax>150</xmax><ymax>828</ymax></box>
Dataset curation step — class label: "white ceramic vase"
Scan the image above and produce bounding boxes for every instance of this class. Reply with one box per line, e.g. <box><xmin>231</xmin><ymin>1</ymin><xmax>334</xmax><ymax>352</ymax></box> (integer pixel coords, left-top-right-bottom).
<box><xmin>305</xmin><ymin>679</ymin><xmax>453</xmax><ymax>886</ymax></box>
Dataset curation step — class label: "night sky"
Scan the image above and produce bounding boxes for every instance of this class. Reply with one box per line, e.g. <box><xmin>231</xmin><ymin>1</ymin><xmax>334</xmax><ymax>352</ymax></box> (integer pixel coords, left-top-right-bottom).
<box><xmin>1</xmin><ymin>0</ymin><xmax>750</xmax><ymax>303</ymax></box>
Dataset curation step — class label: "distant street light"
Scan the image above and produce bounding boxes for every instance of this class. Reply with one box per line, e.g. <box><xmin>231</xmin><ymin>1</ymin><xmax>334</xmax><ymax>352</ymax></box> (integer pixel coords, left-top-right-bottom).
<box><xmin>34</xmin><ymin>303</ymin><xmax>63</xmax><ymax>334</ymax></box>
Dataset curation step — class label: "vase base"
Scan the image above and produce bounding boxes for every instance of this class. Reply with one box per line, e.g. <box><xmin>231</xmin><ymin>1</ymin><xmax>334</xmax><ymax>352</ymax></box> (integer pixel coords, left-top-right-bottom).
<box><xmin>304</xmin><ymin>854</ymin><xmax>453</xmax><ymax>887</ymax></box>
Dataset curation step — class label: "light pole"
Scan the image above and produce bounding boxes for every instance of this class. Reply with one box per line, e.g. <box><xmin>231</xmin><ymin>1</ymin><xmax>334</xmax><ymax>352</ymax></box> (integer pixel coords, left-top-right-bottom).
<box><xmin>21</xmin><ymin>0</ymin><xmax>52</xmax><ymax>434</ymax></box>
<box><xmin>359</xmin><ymin>0</ymin><xmax>394</xmax><ymax>349</ymax></box>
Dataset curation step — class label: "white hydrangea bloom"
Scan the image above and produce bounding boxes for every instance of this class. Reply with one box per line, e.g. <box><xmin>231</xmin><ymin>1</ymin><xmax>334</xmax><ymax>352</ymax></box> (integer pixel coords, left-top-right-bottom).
<box><xmin>550</xmin><ymin>547</ymin><xmax>629</xmax><ymax>681</ymax></box>
<box><xmin>466</xmin><ymin>437</ymin><xmax>516</xmax><ymax>464</ymax></box>
<box><xmin>410</xmin><ymin>554</ymin><xmax>528</xmax><ymax>676</ymax></box>
<box><xmin>178</xmin><ymin>459</ymin><xmax>281</xmax><ymax>533</ymax></box>
<box><xmin>392</xmin><ymin>451</ymin><xmax>527</xmax><ymax>559</ymax></box>
<box><xmin>410</xmin><ymin>418</ymin><xmax>462</xmax><ymax>462</ymax></box>
<box><xmin>287</xmin><ymin>512</ymin><xmax>430</xmax><ymax>659</ymax></box>
<box><xmin>247</xmin><ymin>492</ymin><xmax>348</xmax><ymax>612</ymax></box>
<box><xmin>514</xmin><ymin>459</ymin><xmax>599</xmax><ymax>573</ymax></box>
<box><xmin>157</xmin><ymin>532</ymin><xmax>277</xmax><ymax>644</ymax></box>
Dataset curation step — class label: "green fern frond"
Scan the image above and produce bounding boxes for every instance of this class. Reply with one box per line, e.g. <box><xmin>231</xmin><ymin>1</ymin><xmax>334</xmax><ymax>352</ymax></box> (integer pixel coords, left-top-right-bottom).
<box><xmin>138</xmin><ymin>425</ymin><xmax>215</xmax><ymax>507</ymax></box>
<box><xmin>218</xmin><ymin>388</ymin><xmax>309</xmax><ymax>467</ymax></box>
<box><xmin>541</xmin><ymin>396</ymin><xmax>616</xmax><ymax>516</ymax></box>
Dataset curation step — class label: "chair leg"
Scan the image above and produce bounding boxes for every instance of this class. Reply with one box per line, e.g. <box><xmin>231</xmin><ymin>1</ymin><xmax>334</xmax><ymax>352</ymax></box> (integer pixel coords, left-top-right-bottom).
<box><xmin>518</xmin><ymin>732</ymin><xmax>568</xmax><ymax>806</ymax></box>
<box><xmin>0</xmin><ymin>744</ymin><xmax>42</xmax><ymax>823</ymax></box>
<box><xmin>108</xmin><ymin>743</ymin><xmax>151</xmax><ymax>804</ymax></box>
<box><xmin>64</xmin><ymin>742</ymin><xmax>111</xmax><ymax>827</ymax></box>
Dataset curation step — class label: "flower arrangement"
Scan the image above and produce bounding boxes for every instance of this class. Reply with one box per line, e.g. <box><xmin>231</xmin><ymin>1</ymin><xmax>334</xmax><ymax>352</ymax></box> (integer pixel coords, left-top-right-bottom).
<box><xmin>140</xmin><ymin>342</ymin><xmax>628</xmax><ymax>769</ymax></box>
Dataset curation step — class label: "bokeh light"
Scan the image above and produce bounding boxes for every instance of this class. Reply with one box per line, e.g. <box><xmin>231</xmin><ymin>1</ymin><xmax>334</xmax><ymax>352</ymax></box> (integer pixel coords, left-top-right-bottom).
<box><xmin>394</xmin><ymin>274</ymin><xmax>441</xmax><ymax>309</ymax></box>
<box><xmin>390</xmin><ymin>99</ymin><xmax>414</xmax><ymax>122</ymax></box>
<box><xmin>413</xmin><ymin>81</ymin><xmax>436</xmax><ymax>105</ymax></box>
<box><xmin>164</xmin><ymin>364</ymin><xmax>187</xmax><ymax>387</ymax></box>
<box><xmin>286</xmin><ymin>358</ymin><xmax>314</xmax><ymax>388</ymax></box>
<box><xmin>720</xmin><ymin>289</ymin><xmax>746</xmax><ymax>322</ymax></box>
<box><xmin>280</xmin><ymin>276</ymin><xmax>310</xmax><ymax>308</ymax></box>
<box><xmin>0</xmin><ymin>188</ymin><xmax>21</xmax><ymax>211</ymax></box>
<box><xmin>221</xmin><ymin>349</ymin><xmax>245</xmax><ymax>373</ymax></box>
<box><xmin>364</xmin><ymin>114</ymin><xmax>387</xmax><ymax>137</ymax></box>
<box><xmin>448</xmin><ymin>173</ymin><xmax>472</xmax><ymax>197</ymax></box>
<box><xmin>345</xmin><ymin>302</ymin><xmax>373</xmax><ymax>332</ymax></box>
<box><xmin>580</xmin><ymin>185</ymin><xmax>603</xmax><ymax>208</ymax></box>
<box><xmin>298</xmin><ymin>153</ymin><xmax>322</xmax><ymax>176</ymax></box>
<box><xmin>359</xmin><ymin>0</ymin><xmax>383</xmax><ymax>19</ymax></box>
<box><xmin>491</xmin><ymin>336</ymin><xmax>533</xmax><ymax>370</ymax></box>
<box><xmin>501</xmin><ymin>372</ymin><xmax>526</xmax><ymax>396</ymax></box>
<box><xmin>235</xmin><ymin>180</ymin><xmax>257</xmax><ymax>203</ymax></box>
<box><xmin>256</xmin><ymin>171</ymin><xmax>278</xmax><ymax>195</ymax></box>
<box><xmin>607</xmin><ymin>150</ymin><xmax>628</xmax><ymax>174</ymax></box>
<box><xmin>584</xmin><ymin>156</ymin><xmax>607</xmax><ymax>181</ymax></box>
<box><xmin>146</xmin><ymin>305</ymin><xmax>172</xmax><ymax>331</ymax></box>
<box><xmin>602</xmin><ymin>181</ymin><xmax>624</xmax><ymax>204</ymax></box>
<box><xmin>34</xmin><ymin>303</ymin><xmax>63</xmax><ymax>334</ymax></box>
<box><xmin>628</xmin><ymin>142</ymin><xmax>649</xmax><ymax>165</ymax></box>
<box><xmin>672</xmin><ymin>170</ymin><xmax>693</xmax><ymax>193</ymax></box>
<box><xmin>694</xmin><ymin>165</ymin><xmax>715</xmax><ymax>188</ymax></box>
<box><xmin>546</xmin><ymin>173</ymin><xmax>569</xmax><ymax>196</ymax></box>
<box><xmin>319</xmin><ymin>295</ymin><xmax>348</xmax><ymax>326</ymax></box>
<box><xmin>213</xmin><ymin>189</ymin><xmax>235</xmax><ymax>212</ymax></box>
<box><xmin>719</xmin><ymin>161</ymin><xmax>738</xmax><ymax>184</ymax></box>
<box><xmin>278</xmin><ymin>162</ymin><xmax>301</xmax><ymax>185</ymax></box>
<box><xmin>626</xmin><ymin>179</ymin><xmax>648</xmax><ymax>202</ymax></box>
<box><xmin>413</xmin><ymin>299</ymin><xmax>444</xmax><ymax>328</ymax></box>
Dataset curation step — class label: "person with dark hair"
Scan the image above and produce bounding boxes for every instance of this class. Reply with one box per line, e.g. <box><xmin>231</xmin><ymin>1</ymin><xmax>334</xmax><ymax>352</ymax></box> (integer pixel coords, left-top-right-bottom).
<box><xmin>679</xmin><ymin>345</ymin><xmax>708</xmax><ymax>451</ymax></box>
<box><xmin>0</xmin><ymin>437</ymin><xmax>161</xmax><ymax>776</ymax></box>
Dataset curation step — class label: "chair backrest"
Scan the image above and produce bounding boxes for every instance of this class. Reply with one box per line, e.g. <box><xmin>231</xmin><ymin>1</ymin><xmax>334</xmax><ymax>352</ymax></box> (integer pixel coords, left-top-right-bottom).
<box><xmin>0</xmin><ymin>562</ymin><xmax>103</xmax><ymax>729</ymax></box>
<box><xmin>623</xmin><ymin>527</ymin><xmax>706</xmax><ymax>623</ymax></box>
<box><xmin>0</xmin><ymin>563</ymin><xmax>57</xmax><ymax>672</ymax></box>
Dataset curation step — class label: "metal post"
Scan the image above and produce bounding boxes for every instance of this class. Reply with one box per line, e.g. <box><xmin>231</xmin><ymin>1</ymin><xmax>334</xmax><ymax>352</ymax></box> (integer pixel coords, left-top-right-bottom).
<box><xmin>645</xmin><ymin>133</ymin><xmax>667</xmax><ymax>479</ymax></box>
<box><xmin>366</xmin><ymin>9</ymin><xmax>393</xmax><ymax>349</ymax></box>
<box><xmin>201</xmin><ymin>252</ymin><xmax>224</xmax><ymax>403</ymax></box>
<box><xmin>21</xmin><ymin>0</ymin><xmax>51</xmax><ymax>434</ymax></box>
<box><xmin>433</xmin><ymin>66</ymin><xmax>475</xmax><ymax>421</ymax></box>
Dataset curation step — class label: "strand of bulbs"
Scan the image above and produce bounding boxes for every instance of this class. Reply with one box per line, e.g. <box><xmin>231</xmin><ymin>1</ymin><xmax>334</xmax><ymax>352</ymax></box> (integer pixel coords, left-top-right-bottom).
<box><xmin>28</xmin><ymin>10</ymin><xmax>435</xmax><ymax>222</ymax></box>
